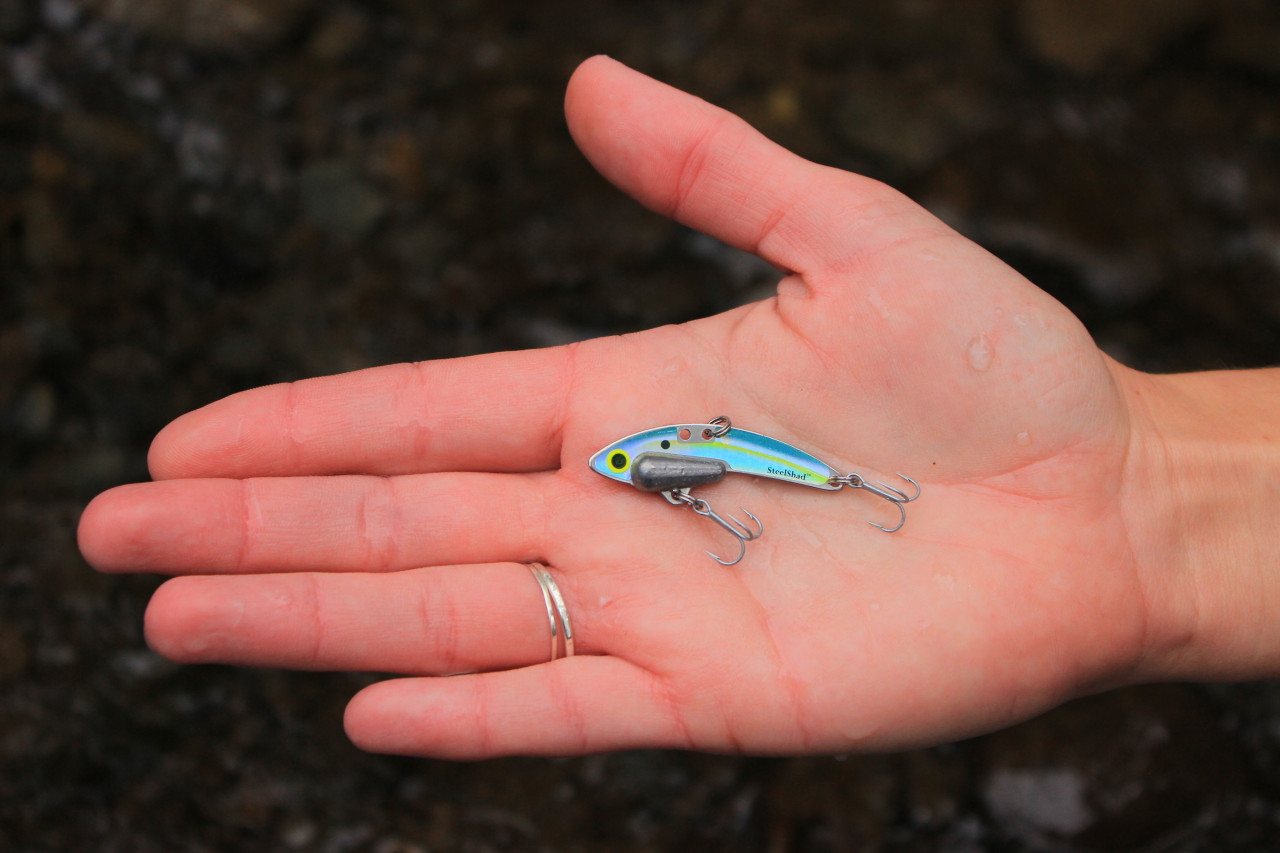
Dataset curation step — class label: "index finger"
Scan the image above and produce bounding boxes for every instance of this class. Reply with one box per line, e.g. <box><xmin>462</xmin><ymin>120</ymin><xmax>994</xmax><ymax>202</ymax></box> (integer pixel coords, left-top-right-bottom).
<box><xmin>149</xmin><ymin>344</ymin><xmax>577</xmax><ymax>479</ymax></box>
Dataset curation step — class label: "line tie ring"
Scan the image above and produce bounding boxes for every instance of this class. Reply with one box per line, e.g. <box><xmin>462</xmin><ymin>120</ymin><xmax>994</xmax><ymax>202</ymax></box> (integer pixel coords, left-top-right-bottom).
<box><xmin>527</xmin><ymin>562</ymin><xmax>574</xmax><ymax>661</ymax></box>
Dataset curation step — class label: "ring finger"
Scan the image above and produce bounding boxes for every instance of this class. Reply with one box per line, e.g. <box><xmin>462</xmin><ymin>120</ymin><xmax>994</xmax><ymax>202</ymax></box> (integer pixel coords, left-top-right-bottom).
<box><xmin>144</xmin><ymin>562</ymin><xmax>591</xmax><ymax>675</ymax></box>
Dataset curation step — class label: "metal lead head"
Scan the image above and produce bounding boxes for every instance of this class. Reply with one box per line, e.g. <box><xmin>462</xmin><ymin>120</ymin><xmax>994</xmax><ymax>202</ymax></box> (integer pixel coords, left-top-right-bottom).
<box><xmin>630</xmin><ymin>452</ymin><xmax>728</xmax><ymax>493</ymax></box>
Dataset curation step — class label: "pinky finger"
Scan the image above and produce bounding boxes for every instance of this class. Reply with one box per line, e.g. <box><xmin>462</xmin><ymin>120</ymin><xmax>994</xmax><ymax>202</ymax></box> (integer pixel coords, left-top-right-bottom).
<box><xmin>344</xmin><ymin>657</ymin><xmax>691</xmax><ymax>759</ymax></box>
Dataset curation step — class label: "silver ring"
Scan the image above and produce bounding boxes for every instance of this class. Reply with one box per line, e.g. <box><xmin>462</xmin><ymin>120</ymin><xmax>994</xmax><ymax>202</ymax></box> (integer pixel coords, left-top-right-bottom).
<box><xmin>527</xmin><ymin>563</ymin><xmax>574</xmax><ymax>661</ymax></box>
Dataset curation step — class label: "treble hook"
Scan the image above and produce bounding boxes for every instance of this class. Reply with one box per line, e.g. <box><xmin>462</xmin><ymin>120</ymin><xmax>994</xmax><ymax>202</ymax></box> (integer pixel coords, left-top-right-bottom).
<box><xmin>834</xmin><ymin>473</ymin><xmax>921</xmax><ymax>534</ymax></box>
<box><xmin>664</xmin><ymin>489</ymin><xmax>763</xmax><ymax>566</ymax></box>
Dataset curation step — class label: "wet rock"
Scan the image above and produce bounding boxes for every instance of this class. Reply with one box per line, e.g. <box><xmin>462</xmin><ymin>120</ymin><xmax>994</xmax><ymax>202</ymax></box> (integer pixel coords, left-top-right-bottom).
<box><xmin>985</xmin><ymin>766</ymin><xmax>1095</xmax><ymax>840</ymax></box>
<box><xmin>320</xmin><ymin>823</ymin><xmax>375</xmax><ymax>853</ymax></box>
<box><xmin>765</xmin><ymin>84</ymin><xmax>800</xmax><ymax>126</ymax></box>
<box><xmin>0</xmin><ymin>619</ymin><xmax>30</xmax><ymax>682</ymax></box>
<box><xmin>297</xmin><ymin>160</ymin><xmax>387</xmax><ymax>240</ymax></box>
<box><xmin>370</xmin><ymin>839</ymin><xmax>426</xmax><ymax>853</ymax></box>
<box><xmin>108</xmin><ymin>649</ymin><xmax>175</xmax><ymax>681</ymax></box>
<box><xmin>0</xmin><ymin>325</ymin><xmax>35</xmax><ymax>412</ymax></box>
<box><xmin>175</xmin><ymin>120</ymin><xmax>228</xmax><ymax>184</ymax></box>
<box><xmin>979</xmin><ymin>686</ymin><xmax>1248</xmax><ymax>851</ymax></box>
<box><xmin>1210</xmin><ymin>13</ymin><xmax>1280</xmax><ymax>80</ymax></box>
<box><xmin>59</xmin><ymin>110</ymin><xmax>149</xmax><ymax>161</ymax></box>
<box><xmin>1017</xmin><ymin>0</ymin><xmax>1206</xmax><ymax>74</ymax></box>
<box><xmin>56</xmin><ymin>443</ymin><xmax>128</xmax><ymax>492</ymax></box>
<box><xmin>306</xmin><ymin>4</ymin><xmax>371</xmax><ymax>64</ymax></box>
<box><xmin>40</xmin><ymin>0</ymin><xmax>79</xmax><ymax>31</ymax></box>
<box><xmin>764</xmin><ymin>756</ymin><xmax>901</xmax><ymax>849</ymax></box>
<box><xmin>21</xmin><ymin>189</ymin><xmax>77</xmax><ymax>270</ymax></box>
<box><xmin>388</xmin><ymin>223</ymin><xmax>452</xmax><ymax>305</ymax></box>
<box><xmin>8</xmin><ymin>41</ymin><xmax>65</xmax><ymax>108</ymax></box>
<box><xmin>209</xmin><ymin>326</ymin><xmax>268</xmax><ymax>373</ymax></box>
<box><xmin>79</xmin><ymin>0</ymin><xmax>314</xmax><ymax>54</ymax></box>
<box><xmin>0</xmin><ymin>0</ymin><xmax>34</xmax><ymax>40</ymax></box>
<box><xmin>956</xmin><ymin>135</ymin><xmax>1183</xmax><ymax>305</ymax></box>
<box><xmin>905</xmin><ymin>747</ymin><xmax>967</xmax><ymax>830</ymax></box>
<box><xmin>7</xmin><ymin>380</ymin><xmax>56</xmax><ymax>436</ymax></box>
<box><xmin>28</xmin><ymin>145</ymin><xmax>71</xmax><ymax>186</ymax></box>
<box><xmin>371</xmin><ymin>131</ymin><xmax>426</xmax><ymax>201</ymax></box>
<box><xmin>281</xmin><ymin>818</ymin><xmax>317</xmax><ymax>849</ymax></box>
<box><xmin>834</xmin><ymin>71</ymin><xmax>994</xmax><ymax>172</ymax></box>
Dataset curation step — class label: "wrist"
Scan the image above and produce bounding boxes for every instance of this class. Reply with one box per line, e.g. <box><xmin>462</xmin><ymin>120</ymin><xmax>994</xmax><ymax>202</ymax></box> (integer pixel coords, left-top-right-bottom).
<box><xmin>1116</xmin><ymin>364</ymin><xmax>1280</xmax><ymax>682</ymax></box>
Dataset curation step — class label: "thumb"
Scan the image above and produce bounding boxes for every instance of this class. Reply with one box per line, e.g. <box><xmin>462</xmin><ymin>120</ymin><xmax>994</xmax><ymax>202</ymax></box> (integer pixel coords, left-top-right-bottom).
<box><xmin>563</xmin><ymin>56</ymin><xmax>934</xmax><ymax>284</ymax></box>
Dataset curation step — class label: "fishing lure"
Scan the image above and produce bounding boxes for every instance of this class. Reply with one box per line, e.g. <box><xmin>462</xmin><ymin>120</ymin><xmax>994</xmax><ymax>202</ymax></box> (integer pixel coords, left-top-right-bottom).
<box><xmin>590</xmin><ymin>416</ymin><xmax>919</xmax><ymax>565</ymax></box>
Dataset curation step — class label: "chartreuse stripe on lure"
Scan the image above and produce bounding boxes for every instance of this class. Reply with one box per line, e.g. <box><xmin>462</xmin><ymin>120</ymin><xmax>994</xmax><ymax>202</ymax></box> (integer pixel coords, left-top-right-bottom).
<box><xmin>590</xmin><ymin>418</ymin><xmax>919</xmax><ymax>566</ymax></box>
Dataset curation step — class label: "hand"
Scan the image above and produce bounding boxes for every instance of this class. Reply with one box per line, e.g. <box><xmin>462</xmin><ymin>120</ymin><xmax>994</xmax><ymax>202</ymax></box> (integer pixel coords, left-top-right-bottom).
<box><xmin>79</xmin><ymin>56</ymin><xmax>1180</xmax><ymax>758</ymax></box>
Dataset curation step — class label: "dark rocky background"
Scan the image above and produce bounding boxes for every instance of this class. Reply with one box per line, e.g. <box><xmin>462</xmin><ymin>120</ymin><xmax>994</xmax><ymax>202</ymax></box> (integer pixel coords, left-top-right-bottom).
<box><xmin>4</xmin><ymin>0</ymin><xmax>1280</xmax><ymax>850</ymax></box>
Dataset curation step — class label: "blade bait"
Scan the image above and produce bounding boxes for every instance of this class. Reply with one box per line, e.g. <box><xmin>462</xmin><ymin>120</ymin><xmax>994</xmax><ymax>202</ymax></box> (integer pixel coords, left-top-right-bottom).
<box><xmin>590</xmin><ymin>416</ymin><xmax>919</xmax><ymax>565</ymax></box>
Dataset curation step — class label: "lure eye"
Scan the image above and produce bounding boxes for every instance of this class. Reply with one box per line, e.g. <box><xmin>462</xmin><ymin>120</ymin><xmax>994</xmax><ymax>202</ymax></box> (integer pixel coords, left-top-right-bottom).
<box><xmin>660</xmin><ymin>440</ymin><xmax>671</xmax><ymax>449</ymax></box>
<box><xmin>607</xmin><ymin>451</ymin><xmax>630</xmax><ymax>473</ymax></box>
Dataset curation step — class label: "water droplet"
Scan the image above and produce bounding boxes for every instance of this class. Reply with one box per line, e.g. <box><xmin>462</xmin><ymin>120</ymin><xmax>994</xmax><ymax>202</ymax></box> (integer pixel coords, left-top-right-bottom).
<box><xmin>1016</xmin><ymin>431</ymin><xmax>1031</xmax><ymax>446</ymax></box>
<box><xmin>866</xmin><ymin>287</ymin><xmax>890</xmax><ymax>319</ymax></box>
<box><xmin>967</xmin><ymin>335</ymin><xmax>994</xmax><ymax>372</ymax></box>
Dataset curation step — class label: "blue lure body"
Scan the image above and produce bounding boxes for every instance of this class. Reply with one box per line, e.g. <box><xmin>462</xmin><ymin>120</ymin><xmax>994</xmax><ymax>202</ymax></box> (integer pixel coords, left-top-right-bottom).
<box><xmin>590</xmin><ymin>418</ymin><xmax>920</xmax><ymax>565</ymax></box>
<box><xmin>589</xmin><ymin>422</ymin><xmax>841</xmax><ymax>491</ymax></box>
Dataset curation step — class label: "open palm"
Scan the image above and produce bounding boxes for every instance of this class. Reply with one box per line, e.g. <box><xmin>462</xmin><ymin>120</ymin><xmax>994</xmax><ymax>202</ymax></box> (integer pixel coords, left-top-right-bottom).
<box><xmin>80</xmin><ymin>57</ymin><xmax>1155</xmax><ymax>758</ymax></box>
